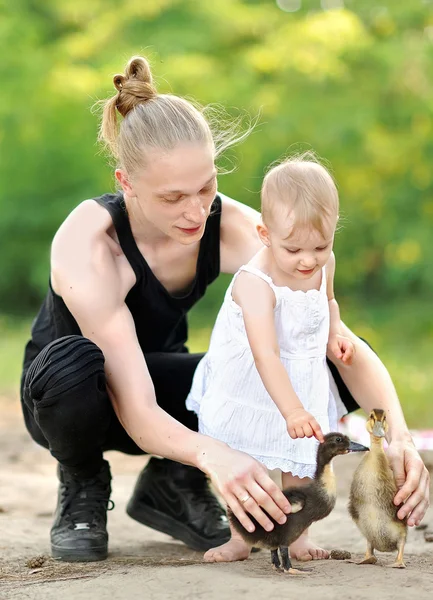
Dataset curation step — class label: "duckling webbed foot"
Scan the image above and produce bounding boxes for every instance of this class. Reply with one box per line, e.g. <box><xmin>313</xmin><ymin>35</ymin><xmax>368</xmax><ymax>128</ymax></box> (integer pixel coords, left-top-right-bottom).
<box><xmin>280</xmin><ymin>546</ymin><xmax>311</xmax><ymax>575</ymax></box>
<box><xmin>357</xmin><ymin>555</ymin><xmax>378</xmax><ymax>565</ymax></box>
<box><xmin>347</xmin><ymin>543</ymin><xmax>377</xmax><ymax>565</ymax></box>
<box><xmin>347</xmin><ymin>556</ymin><xmax>378</xmax><ymax>565</ymax></box>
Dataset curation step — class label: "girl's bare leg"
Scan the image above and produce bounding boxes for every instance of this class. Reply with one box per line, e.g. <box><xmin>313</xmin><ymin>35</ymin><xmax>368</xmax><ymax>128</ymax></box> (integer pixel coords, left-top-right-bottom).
<box><xmin>282</xmin><ymin>472</ymin><xmax>330</xmax><ymax>561</ymax></box>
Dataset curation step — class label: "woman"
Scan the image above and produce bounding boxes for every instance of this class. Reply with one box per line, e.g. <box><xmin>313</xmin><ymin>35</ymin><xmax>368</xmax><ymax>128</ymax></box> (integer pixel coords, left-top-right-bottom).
<box><xmin>20</xmin><ymin>56</ymin><xmax>429</xmax><ymax>563</ymax></box>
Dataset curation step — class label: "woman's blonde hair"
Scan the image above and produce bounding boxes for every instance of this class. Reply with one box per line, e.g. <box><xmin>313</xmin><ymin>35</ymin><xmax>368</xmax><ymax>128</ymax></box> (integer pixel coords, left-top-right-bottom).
<box><xmin>261</xmin><ymin>152</ymin><xmax>339</xmax><ymax>238</ymax></box>
<box><xmin>97</xmin><ymin>56</ymin><xmax>251</xmax><ymax>180</ymax></box>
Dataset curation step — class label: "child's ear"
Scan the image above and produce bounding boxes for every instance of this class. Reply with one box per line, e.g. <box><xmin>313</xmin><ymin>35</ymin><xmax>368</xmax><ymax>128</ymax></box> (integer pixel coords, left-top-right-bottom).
<box><xmin>257</xmin><ymin>222</ymin><xmax>270</xmax><ymax>247</ymax></box>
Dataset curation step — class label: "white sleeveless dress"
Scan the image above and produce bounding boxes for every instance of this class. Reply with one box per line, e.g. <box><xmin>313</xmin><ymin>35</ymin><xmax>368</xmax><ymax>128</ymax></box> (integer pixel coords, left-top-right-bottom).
<box><xmin>186</xmin><ymin>265</ymin><xmax>347</xmax><ymax>478</ymax></box>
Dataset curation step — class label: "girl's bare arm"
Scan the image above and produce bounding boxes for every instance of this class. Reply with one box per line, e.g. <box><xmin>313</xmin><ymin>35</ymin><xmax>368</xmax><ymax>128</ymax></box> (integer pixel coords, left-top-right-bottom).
<box><xmin>232</xmin><ymin>272</ymin><xmax>324</xmax><ymax>441</ymax></box>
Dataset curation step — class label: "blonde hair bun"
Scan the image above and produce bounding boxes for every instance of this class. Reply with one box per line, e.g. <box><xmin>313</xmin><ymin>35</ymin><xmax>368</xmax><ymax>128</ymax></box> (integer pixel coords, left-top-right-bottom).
<box><xmin>113</xmin><ymin>56</ymin><xmax>157</xmax><ymax>117</ymax></box>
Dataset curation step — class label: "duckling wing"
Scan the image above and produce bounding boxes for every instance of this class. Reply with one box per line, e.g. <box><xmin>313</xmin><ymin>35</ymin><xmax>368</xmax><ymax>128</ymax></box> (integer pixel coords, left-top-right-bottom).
<box><xmin>284</xmin><ymin>489</ymin><xmax>307</xmax><ymax>514</ymax></box>
<box><xmin>228</xmin><ymin>489</ymin><xmax>310</xmax><ymax>549</ymax></box>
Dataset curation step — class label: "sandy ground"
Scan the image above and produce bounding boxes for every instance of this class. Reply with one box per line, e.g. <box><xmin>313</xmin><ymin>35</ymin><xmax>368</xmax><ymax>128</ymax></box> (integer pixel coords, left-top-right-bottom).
<box><xmin>0</xmin><ymin>396</ymin><xmax>432</xmax><ymax>600</ymax></box>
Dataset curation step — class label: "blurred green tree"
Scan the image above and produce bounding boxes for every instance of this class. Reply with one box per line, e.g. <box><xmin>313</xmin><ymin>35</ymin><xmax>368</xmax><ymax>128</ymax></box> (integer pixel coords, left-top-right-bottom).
<box><xmin>1</xmin><ymin>0</ymin><xmax>433</xmax><ymax>313</ymax></box>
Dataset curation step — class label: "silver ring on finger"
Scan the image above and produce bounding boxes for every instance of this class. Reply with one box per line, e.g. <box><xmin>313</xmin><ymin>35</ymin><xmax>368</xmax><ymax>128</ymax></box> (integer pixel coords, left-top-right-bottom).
<box><xmin>240</xmin><ymin>494</ymin><xmax>251</xmax><ymax>504</ymax></box>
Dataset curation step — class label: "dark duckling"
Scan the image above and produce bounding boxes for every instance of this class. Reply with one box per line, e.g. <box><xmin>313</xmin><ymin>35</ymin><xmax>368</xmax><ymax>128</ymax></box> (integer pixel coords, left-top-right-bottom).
<box><xmin>229</xmin><ymin>432</ymin><xmax>368</xmax><ymax>573</ymax></box>
<box><xmin>348</xmin><ymin>409</ymin><xmax>408</xmax><ymax>568</ymax></box>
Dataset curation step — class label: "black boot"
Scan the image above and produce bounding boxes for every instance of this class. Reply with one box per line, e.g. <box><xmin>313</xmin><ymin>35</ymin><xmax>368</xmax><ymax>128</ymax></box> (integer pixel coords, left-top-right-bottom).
<box><xmin>126</xmin><ymin>458</ymin><xmax>230</xmax><ymax>551</ymax></box>
<box><xmin>50</xmin><ymin>460</ymin><xmax>114</xmax><ymax>562</ymax></box>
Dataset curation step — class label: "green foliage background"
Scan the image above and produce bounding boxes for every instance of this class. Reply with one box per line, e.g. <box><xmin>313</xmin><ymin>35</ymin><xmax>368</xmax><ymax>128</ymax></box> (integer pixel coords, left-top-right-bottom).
<box><xmin>0</xmin><ymin>0</ymin><xmax>432</xmax><ymax>425</ymax></box>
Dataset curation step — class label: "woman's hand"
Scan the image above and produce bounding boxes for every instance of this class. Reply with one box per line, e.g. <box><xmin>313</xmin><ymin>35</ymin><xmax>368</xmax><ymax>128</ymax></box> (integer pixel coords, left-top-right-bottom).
<box><xmin>198</xmin><ymin>440</ymin><xmax>291</xmax><ymax>533</ymax></box>
<box><xmin>285</xmin><ymin>407</ymin><xmax>324</xmax><ymax>442</ymax></box>
<box><xmin>328</xmin><ymin>334</ymin><xmax>355</xmax><ymax>365</ymax></box>
<box><xmin>386</xmin><ymin>438</ymin><xmax>430</xmax><ymax>526</ymax></box>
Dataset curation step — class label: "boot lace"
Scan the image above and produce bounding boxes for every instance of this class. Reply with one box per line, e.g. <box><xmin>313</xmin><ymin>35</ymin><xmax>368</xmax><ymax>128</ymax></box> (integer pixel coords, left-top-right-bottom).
<box><xmin>60</xmin><ymin>476</ymin><xmax>115</xmax><ymax>530</ymax></box>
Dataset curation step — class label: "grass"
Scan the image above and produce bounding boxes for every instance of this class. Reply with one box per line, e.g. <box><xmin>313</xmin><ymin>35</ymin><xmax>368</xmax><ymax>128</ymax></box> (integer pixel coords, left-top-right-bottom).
<box><xmin>0</xmin><ymin>316</ymin><xmax>32</xmax><ymax>397</ymax></box>
<box><xmin>1</xmin><ymin>298</ymin><xmax>432</xmax><ymax>428</ymax></box>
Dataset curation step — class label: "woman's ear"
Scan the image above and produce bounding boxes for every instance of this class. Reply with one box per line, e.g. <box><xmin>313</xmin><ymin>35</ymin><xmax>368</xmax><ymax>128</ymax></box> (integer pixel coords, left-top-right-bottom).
<box><xmin>115</xmin><ymin>169</ymin><xmax>135</xmax><ymax>197</ymax></box>
<box><xmin>257</xmin><ymin>222</ymin><xmax>270</xmax><ymax>247</ymax></box>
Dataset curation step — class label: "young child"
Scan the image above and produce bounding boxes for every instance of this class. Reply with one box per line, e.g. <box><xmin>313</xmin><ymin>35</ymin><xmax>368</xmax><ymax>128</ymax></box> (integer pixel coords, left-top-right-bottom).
<box><xmin>186</xmin><ymin>155</ymin><xmax>355</xmax><ymax>563</ymax></box>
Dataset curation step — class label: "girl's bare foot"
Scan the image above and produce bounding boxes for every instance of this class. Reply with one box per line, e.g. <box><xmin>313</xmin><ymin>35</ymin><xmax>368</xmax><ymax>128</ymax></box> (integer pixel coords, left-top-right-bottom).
<box><xmin>289</xmin><ymin>531</ymin><xmax>329</xmax><ymax>561</ymax></box>
<box><xmin>281</xmin><ymin>475</ymin><xmax>328</xmax><ymax>561</ymax></box>
<box><xmin>203</xmin><ymin>537</ymin><xmax>251</xmax><ymax>563</ymax></box>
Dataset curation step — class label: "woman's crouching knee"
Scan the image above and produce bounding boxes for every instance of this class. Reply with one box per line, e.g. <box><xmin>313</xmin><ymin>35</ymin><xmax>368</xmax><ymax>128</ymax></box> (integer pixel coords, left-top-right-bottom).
<box><xmin>23</xmin><ymin>335</ymin><xmax>106</xmax><ymax>405</ymax></box>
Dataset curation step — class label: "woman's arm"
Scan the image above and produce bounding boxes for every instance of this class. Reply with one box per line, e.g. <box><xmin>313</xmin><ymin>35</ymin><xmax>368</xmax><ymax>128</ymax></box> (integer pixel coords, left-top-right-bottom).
<box><xmin>219</xmin><ymin>194</ymin><xmax>262</xmax><ymax>274</ymax></box>
<box><xmin>323</xmin><ymin>253</ymin><xmax>429</xmax><ymax>524</ymax></box>
<box><xmin>51</xmin><ymin>200</ymin><xmax>291</xmax><ymax>532</ymax></box>
<box><xmin>326</xmin><ymin>253</ymin><xmax>355</xmax><ymax>364</ymax></box>
<box><xmin>334</xmin><ymin>325</ymin><xmax>430</xmax><ymax>525</ymax></box>
<box><xmin>326</xmin><ymin>253</ymin><xmax>342</xmax><ymax>338</ymax></box>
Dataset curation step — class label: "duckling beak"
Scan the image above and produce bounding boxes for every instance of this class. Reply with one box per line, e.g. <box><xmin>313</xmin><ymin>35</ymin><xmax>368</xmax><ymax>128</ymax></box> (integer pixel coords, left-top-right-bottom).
<box><xmin>372</xmin><ymin>422</ymin><xmax>386</xmax><ymax>438</ymax></box>
<box><xmin>348</xmin><ymin>441</ymin><xmax>369</xmax><ymax>452</ymax></box>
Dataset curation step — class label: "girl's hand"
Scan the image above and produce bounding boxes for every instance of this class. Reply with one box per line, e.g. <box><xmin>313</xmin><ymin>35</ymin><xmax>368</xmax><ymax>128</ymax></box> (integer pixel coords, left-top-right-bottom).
<box><xmin>285</xmin><ymin>408</ymin><xmax>324</xmax><ymax>442</ymax></box>
<box><xmin>328</xmin><ymin>334</ymin><xmax>355</xmax><ymax>365</ymax></box>
<box><xmin>198</xmin><ymin>441</ymin><xmax>292</xmax><ymax>534</ymax></box>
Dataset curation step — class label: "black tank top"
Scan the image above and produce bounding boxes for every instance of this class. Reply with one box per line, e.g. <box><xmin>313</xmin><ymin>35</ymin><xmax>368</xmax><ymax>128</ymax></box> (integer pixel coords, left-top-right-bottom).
<box><xmin>23</xmin><ymin>191</ymin><xmax>222</xmax><ymax>370</ymax></box>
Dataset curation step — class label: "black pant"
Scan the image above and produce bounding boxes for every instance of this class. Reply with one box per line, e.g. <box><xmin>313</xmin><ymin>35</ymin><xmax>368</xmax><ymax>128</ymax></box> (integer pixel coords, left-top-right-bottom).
<box><xmin>20</xmin><ymin>335</ymin><xmax>359</xmax><ymax>477</ymax></box>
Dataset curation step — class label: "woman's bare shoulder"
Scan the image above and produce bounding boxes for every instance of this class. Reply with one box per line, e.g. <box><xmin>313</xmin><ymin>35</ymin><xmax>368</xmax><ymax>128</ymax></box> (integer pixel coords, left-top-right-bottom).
<box><xmin>219</xmin><ymin>193</ymin><xmax>262</xmax><ymax>274</ymax></box>
<box><xmin>53</xmin><ymin>200</ymin><xmax>113</xmax><ymax>247</ymax></box>
<box><xmin>220</xmin><ymin>194</ymin><xmax>261</xmax><ymax>230</ymax></box>
<box><xmin>51</xmin><ymin>199</ymin><xmax>133</xmax><ymax>299</ymax></box>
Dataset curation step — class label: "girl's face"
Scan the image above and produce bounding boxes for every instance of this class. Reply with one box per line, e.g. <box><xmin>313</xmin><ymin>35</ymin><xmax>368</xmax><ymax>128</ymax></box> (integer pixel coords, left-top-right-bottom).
<box><xmin>116</xmin><ymin>143</ymin><xmax>217</xmax><ymax>244</ymax></box>
<box><xmin>258</xmin><ymin>211</ymin><xmax>337</xmax><ymax>280</ymax></box>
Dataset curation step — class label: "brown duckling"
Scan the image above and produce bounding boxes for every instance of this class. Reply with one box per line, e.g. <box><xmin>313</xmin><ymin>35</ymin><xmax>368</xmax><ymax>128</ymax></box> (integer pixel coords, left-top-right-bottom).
<box><xmin>229</xmin><ymin>432</ymin><xmax>368</xmax><ymax>574</ymax></box>
<box><xmin>348</xmin><ymin>409</ymin><xmax>408</xmax><ymax>568</ymax></box>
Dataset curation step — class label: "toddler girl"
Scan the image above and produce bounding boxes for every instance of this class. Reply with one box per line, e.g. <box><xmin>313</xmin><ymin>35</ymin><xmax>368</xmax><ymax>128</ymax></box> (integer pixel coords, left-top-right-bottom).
<box><xmin>187</xmin><ymin>155</ymin><xmax>354</xmax><ymax>563</ymax></box>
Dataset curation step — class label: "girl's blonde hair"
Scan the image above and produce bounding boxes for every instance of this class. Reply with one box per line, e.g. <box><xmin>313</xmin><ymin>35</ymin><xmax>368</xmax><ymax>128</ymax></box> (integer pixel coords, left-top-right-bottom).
<box><xmin>261</xmin><ymin>152</ymin><xmax>339</xmax><ymax>238</ymax></box>
<box><xmin>97</xmin><ymin>56</ymin><xmax>251</xmax><ymax>180</ymax></box>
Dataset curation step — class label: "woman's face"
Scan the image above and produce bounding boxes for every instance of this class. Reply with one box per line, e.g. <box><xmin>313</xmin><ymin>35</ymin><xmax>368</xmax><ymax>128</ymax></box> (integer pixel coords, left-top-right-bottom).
<box><xmin>116</xmin><ymin>143</ymin><xmax>217</xmax><ymax>244</ymax></box>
